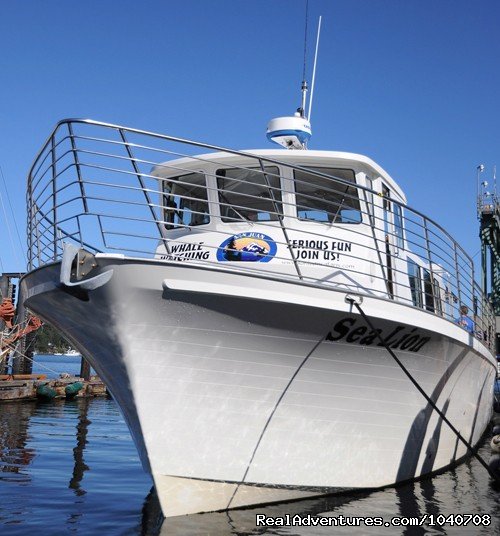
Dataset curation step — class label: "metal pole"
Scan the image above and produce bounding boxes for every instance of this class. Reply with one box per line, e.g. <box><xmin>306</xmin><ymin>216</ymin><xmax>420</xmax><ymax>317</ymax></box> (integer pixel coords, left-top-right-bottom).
<box><xmin>118</xmin><ymin>129</ymin><xmax>171</xmax><ymax>255</ymax></box>
<box><xmin>454</xmin><ymin>244</ymin><xmax>463</xmax><ymax>307</ymax></box>
<box><xmin>67</xmin><ymin>122</ymin><xmax>89</xmax><ymax>213</ymax></box>
<box><xmin>11</xmin><ymin>280</ymin><xmax>32</xmax><ymax>375</ymax></box>
<box><xmin>258</xmin><ymin>160</ymin><xmax>303</xmax><ymax>280</ymax></box>
<box><xmin>360</xmin><ymin>186</ymin><xmax>391</xmax><ymax>297</ymax></box>
<box><xmin>79</xmin><ymin>357</ymin><xmax>91</xmax><ymax>381</ymax></box>
<box><xmin>51</xmin><ymin>136</ymin><xmax>58</xmax><ymax>261</ymax></box>
<box><xmin>308</xmin><ymin>16</ymin><xmax>322</xmax><ymax>122</ymax></box>
<box><xmin>476</xmin><ymin>165</ymin><xmax>483</xmax><ymax>217</ymax></box>
<box><xmin>27</xmin><ymin>196</ymin><xmax>33</xmax><ymax>270</ymax></box>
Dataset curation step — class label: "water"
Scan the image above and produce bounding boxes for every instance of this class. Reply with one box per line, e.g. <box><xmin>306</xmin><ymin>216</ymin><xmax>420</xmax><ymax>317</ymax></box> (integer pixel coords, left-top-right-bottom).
<box><xmin>31</xmin><ymin>353</ymin><xmax>95</xmax><ymax>379</ymax></box>
<box><xmin>1</xmin><ymin>357</ymin><xmax>499</xmax><ymax>535</ymax></box>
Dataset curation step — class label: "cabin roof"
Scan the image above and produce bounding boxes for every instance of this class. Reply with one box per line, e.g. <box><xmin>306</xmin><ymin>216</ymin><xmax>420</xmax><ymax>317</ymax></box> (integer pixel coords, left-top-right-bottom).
<box><xmin>152</xmin><ymin>149</ymin><xmax>407</xmax><ymax>203</ymax></box>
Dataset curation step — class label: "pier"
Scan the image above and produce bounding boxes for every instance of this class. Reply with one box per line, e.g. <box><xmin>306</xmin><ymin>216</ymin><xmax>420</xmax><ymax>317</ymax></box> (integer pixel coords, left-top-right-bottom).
<box><xmin>2</xmin><ymin>271</ymin><xmax>105</xmax><ymax>400</ymax></box>
<box><xmin>0</xmin><ymin>374</ymin><xmax>107</xmax><ymax>402</ymax></box>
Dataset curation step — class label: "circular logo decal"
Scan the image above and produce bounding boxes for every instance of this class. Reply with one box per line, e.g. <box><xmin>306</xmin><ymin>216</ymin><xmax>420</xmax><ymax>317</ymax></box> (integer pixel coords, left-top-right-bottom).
<box><xmin>217</xmin><ymin>232</ymin><xmax>277</xmax><ymax>262</ymax></box>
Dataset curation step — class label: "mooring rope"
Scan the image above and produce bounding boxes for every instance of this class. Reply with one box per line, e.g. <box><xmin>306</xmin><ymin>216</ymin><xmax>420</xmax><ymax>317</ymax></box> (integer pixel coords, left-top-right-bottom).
<box><xmin>226</xmin><ymin>331</ymin><xmax>326</xmax><ymax>509</ymax></box>
<box><xmin>0</xmin><ymin>164</ymin><xmax>27</xmax><ymax>264</ymax></box>
<box><xmin>2</xmin><ymin>342</ymin><xmax>61</xmax><ymax>377</ymax></box>
<box><xmin>347</xmin><ymin>297</ymin><xmax>499</xmax><ymax>483</ymax></box>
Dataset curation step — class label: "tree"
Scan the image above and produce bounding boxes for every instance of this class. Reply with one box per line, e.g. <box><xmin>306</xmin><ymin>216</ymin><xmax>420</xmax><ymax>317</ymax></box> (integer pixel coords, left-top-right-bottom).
<box><xmin>34</xmin><ymin>323</ymin><xmax>72</xmax><ymax>353</ymax></box>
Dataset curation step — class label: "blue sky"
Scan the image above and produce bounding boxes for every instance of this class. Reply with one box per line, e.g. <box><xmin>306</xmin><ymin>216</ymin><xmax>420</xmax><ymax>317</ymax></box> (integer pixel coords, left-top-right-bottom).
<box><xmin>0</xmin><ymin>0</ymin><xmax>499</xmax><ymax>273</ymax></box>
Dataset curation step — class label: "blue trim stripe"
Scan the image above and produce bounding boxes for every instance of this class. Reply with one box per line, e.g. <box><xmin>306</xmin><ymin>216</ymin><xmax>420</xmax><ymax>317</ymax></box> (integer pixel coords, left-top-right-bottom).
<box><xmin>267</xmin><ymin>129</ymin><xmax>311</xmax><ymax>144</ymax></box>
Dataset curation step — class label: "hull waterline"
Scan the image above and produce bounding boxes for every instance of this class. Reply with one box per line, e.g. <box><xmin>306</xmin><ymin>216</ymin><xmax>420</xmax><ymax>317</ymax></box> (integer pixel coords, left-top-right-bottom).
<box><xmin>21</xmin><ymin>259</ymin><xmax>496</xmax><ymax>517</ymax></box>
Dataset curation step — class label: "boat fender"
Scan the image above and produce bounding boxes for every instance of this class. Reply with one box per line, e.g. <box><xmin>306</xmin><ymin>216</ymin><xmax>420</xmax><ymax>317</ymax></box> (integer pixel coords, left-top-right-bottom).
<box><xmin>65</xmin><ymin>381</ymin><xmax>84</xmax><ymax>399</ymax></box>
<box><xmin>60</xmin><ymin>242</ymin><xmax>113</xmax><ymax>291</ymax></box>
<box><xmin>491</xmin><ymin>435</ymin><xmax>500</xmax><ymax>454</ymax></box>
<box><xmin>36</xmin><ymin>383</ymin><xmax>57</xmax><ymax>401</ymax></box>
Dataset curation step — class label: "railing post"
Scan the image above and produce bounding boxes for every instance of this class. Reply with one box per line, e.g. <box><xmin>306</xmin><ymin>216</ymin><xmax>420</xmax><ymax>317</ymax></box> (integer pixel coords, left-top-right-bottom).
<box><xmin>362</xmin><ymin>185</ymin><xmax>391</xmax><ymax>297</ymax></box>
<box><xmin>67</xmin><ymin>122</ymin><xmax>88</xmax><ymax>213</ymax></box>
<box><xmin>423</xmin><ymin>218</ymin><xmax>437</xmax><ymax>307</ymax></box>
<box><xmin>51</xmin><ymin>136</ymin><xmax>57</xmax><ymax>261</ymax></box>
<box><xmin>77</xmin><ymin>216</ymin><xmax>83</xmax><ymax>247</ymax></box>
<box><xmin>258</xmin><ymin>160</ymin><xmax>303</xmax><ymax>280</ymax></box>
<box><xmin>471</xmin><ymin>261</ymin><xmax>477</xmax><ymax>325</ymax></box>
<box><xmin>27</xmin><ymin>195</ymin><xmax>33</xmax><ymax>270</ymax></box>
<box><xmin>118</xmin><ymin>129</ymin><xmax>171</xmax><ymax>255</ymax></box>
<box><xmin>35</xmin><ymin>217</ymin><xmax>41</xmax><ymax>267</ymax></box>
<box><xmin>454</xmin><ymin>244</ymin><xmax>462</xmax><ymax>308</ymax></box>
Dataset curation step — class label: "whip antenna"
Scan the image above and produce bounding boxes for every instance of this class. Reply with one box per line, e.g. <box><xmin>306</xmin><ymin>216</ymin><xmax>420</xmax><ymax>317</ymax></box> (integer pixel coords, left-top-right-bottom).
<box><xmin>266</xmin><ymin>3</ymin><xmax>321</xmax><ymax>149</ymax></box>
<box><xmin>299</xmin><ymin>0</ymin><xmax>309</xmax><ymax>118</ymax></box>
<box><xmin>308</xmin><ymin>15</ymin><xmax>322</xmax><ymax>122</ymax></box>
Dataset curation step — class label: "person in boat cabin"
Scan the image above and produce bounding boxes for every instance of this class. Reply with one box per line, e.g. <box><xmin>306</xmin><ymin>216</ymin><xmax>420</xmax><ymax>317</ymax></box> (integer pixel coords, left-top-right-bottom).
<box><xmin>456</xmin><ymin>305</ymin><xmax>474</xmax><ymax>334</ymax></box>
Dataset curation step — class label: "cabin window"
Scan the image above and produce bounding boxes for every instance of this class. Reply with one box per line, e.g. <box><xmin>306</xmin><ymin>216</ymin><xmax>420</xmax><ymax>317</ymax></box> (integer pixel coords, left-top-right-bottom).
<box><xmin>433</xmin><ymin>278</ymin><xmax>442</xmax><ymax>315</ymax></box>
<box><xmin>382</xmin><ymin>185</ymin><xmax>391</xmax><ymax>234</ymax></box>
<box><xmin>423</xmin><ymin>269</ymin><xmax>435</xmax><ymax>312</ymax></box>
<box><xmin>217</xmin><ymin>167</ymin><xmax>282</xmax><ymax>222</ymax></box>
<box><xmin>294</xmin><ymin>168</ymin><xmax>361</xmax><ymax>223</ymax></box>
<box><xmin>393</xmin><ymin>204</ymin><xmax>404</xmax><ymax>249</ymax></box>
<box><xmin>408</xmin><ymin>260</ymin><xmax>422</xmax><ymax>307</ymax></box>
<box><xmin>163</xmin><ymin>172</ymin><xmax>209</xmax><ymax>228</ymax></box>
<box><xmin>364</xmin><ymin>176</ymin><xmax>374</xmax><ymax>215</ymax></box>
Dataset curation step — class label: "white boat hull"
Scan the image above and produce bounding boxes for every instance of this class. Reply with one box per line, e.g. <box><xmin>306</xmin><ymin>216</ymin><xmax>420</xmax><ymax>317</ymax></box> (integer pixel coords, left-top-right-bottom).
<box><xmin>22</xmin><ymin>259</ymin><xmax>497</xmax><ymax>517</ymax></box>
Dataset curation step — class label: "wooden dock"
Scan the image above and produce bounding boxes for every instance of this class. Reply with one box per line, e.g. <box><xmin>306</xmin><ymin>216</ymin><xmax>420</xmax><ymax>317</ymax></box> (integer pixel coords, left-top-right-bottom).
<box><xmin>0</xmin><ymin>375</ymin><xmax>107</xmax><ymax>402</ymax></box>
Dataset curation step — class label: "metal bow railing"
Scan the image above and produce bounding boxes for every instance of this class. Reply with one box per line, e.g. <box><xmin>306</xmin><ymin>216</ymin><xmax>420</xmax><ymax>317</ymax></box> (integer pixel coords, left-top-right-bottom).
<box><xmin>26</xmin><ymin>119</ymin><xmax>495</xmax><ymax>350</ymax></box>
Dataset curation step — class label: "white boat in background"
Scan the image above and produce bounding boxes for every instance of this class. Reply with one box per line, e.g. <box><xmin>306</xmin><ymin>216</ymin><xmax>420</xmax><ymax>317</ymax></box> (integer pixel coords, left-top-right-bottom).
<box><xmin>21</xmin><ymin>113</ymin><xmax>497</xmax><ymax>518</ymax></box>
<box><xmin>64</xmin><ymin>349</ymin><xmax>81</xmax><ymax>357</ymax></box>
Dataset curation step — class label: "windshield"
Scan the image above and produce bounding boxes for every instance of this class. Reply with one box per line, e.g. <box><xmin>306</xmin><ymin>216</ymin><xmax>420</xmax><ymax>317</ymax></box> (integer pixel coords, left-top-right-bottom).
<box><xmin>163</xmin><ymin>172</ymin><xmax>210</xmax><ymax>228</ymax></box>
<box><xmin>217</xmin><ymin>166</ymin><xmax>282</xmax><ymax>222</ymax></box>
<box><xmin>294</xmin><ymin>167</ymin><xmax>361</xmax><ymax>223</ymax></box>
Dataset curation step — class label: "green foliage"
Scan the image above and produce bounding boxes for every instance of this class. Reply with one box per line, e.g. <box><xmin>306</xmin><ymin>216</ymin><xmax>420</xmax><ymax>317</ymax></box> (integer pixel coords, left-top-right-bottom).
<box><xmin>34</xmin><ymin>323</ymin><xmax>72</xmax><ymax>353</ymax></box>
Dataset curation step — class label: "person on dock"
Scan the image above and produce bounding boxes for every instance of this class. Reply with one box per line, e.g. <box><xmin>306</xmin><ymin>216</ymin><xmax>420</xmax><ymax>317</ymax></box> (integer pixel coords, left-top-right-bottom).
<box><xmin>456</xmin><ymin>305</ymin><xmax>474</xmax><ymax>334</ymax></box>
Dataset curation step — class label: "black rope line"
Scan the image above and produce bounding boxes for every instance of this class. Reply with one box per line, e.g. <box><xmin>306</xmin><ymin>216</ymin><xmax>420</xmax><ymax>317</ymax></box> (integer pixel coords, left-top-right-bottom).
<box><xmin>226</xmin><ymin>332</ymin><xmax>326</xmax><ymax>509</ymax></box>
<box><xmin>347</xmin><ymin>298</ymin><xmax>499</xmax><ymax>483</ymax></box>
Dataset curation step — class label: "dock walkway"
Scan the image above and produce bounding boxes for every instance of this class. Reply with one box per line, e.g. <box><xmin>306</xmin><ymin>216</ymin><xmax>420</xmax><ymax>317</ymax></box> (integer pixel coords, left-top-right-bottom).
<box><xmin>0</xmin><ymin>375</ymin><xmax>107</xmax><ymax>402</ymax></box>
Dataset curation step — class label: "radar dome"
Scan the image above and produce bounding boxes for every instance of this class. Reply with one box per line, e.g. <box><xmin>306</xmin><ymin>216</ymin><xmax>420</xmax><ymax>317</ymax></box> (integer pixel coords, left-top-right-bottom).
<box><xmin>266</xmin><ymin>115</ymin><xmax>312</xmax><ymax>150</ymax></box>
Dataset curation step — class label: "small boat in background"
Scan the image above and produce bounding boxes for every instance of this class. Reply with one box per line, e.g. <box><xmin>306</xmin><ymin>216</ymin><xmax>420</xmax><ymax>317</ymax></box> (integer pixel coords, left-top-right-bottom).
<box><xmin>64</xmin><ymin>349</ymin><xmax>81</xmax><ymax>357</ymax></box>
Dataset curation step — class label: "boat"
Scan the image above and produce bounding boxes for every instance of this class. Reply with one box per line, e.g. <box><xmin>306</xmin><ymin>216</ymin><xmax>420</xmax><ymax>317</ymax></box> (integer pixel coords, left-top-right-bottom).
<box><xmin>20</xmin><ymin>112</ymin><xmax>497</xmax><ymax>518</ymax></box>
<box><xmin>64</xmin><ymin>349</ymin><xmax>81</xmax><ymax>357</ymax></box>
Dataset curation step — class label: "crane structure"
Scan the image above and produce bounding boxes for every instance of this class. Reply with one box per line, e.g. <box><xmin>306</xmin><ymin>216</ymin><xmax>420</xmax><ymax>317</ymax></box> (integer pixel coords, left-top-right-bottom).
<box><xmin>477</xmin><ymin>166</ymin><xmax>500</xmax><ymax>355</ymax></box>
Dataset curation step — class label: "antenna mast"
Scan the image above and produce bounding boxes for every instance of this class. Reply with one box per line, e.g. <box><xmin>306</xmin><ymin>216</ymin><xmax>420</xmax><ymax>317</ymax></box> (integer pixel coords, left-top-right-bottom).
<box><xmin>299</xmin><ymin>0</ymin><xmax>309</xmax><ymax>118</ymax></box>
<box><xmin>266</xmin><ymin>5</ymin><xmax>322</xmax><ymax>150</ymax></box>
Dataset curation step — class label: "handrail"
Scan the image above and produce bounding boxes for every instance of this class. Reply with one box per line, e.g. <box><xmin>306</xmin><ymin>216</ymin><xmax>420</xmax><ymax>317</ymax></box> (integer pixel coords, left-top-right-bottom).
<box><xmin>26</xmin><ymin>119</ymin><xmax>496</xmax><ymax>351</ymax></box>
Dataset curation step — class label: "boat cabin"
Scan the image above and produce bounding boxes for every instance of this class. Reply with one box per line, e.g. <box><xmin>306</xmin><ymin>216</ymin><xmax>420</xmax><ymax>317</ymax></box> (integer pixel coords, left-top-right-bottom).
<box><xmin>25</xmin><ymin>118</ymin><xmax>491</xmax><ymax>341</ymax></box>
<box><xmin>152</xmin><ymin>149</ymin><xmax>450</xmax><ymax>316</ymax></box>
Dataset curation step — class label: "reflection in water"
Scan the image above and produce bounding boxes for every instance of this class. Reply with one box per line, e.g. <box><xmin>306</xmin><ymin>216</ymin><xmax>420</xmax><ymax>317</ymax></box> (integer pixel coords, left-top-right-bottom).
<box><xmin>419</xmin><ymin>479</ymin><xmax>443</xmax><ymax>535</ymax></box>
<box><xmin>144</xmin><ymin>432</ymin><xmax>500</xmax><ymax>536</ymax></box>
<box><xmin>1</xmin><ymin>394</ymin><xmax>499</xmax><ymax>535</ymax></box>
<box><xmin>0</xmin><ymin>401</ymin><xmax>37</xmax><ymax>481</ymax></box>
<box><xmin>69</xmin><ymin>398</ymin><xmax>91</xmax><ymax>496</ymax></box>
<box><xmin>0</xmin><ymin>396</ymin><xmax>152</xmax><ymax>534</ymax></box>
<box><xmin>141</xmin><ymin>488</ymin><xmax>165</xmax><ymax>536</ymax></box>
<box><xmin>66</xmin><ymin>398</ymin><xmax>91</xmax><ymax>529</ymax></box>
